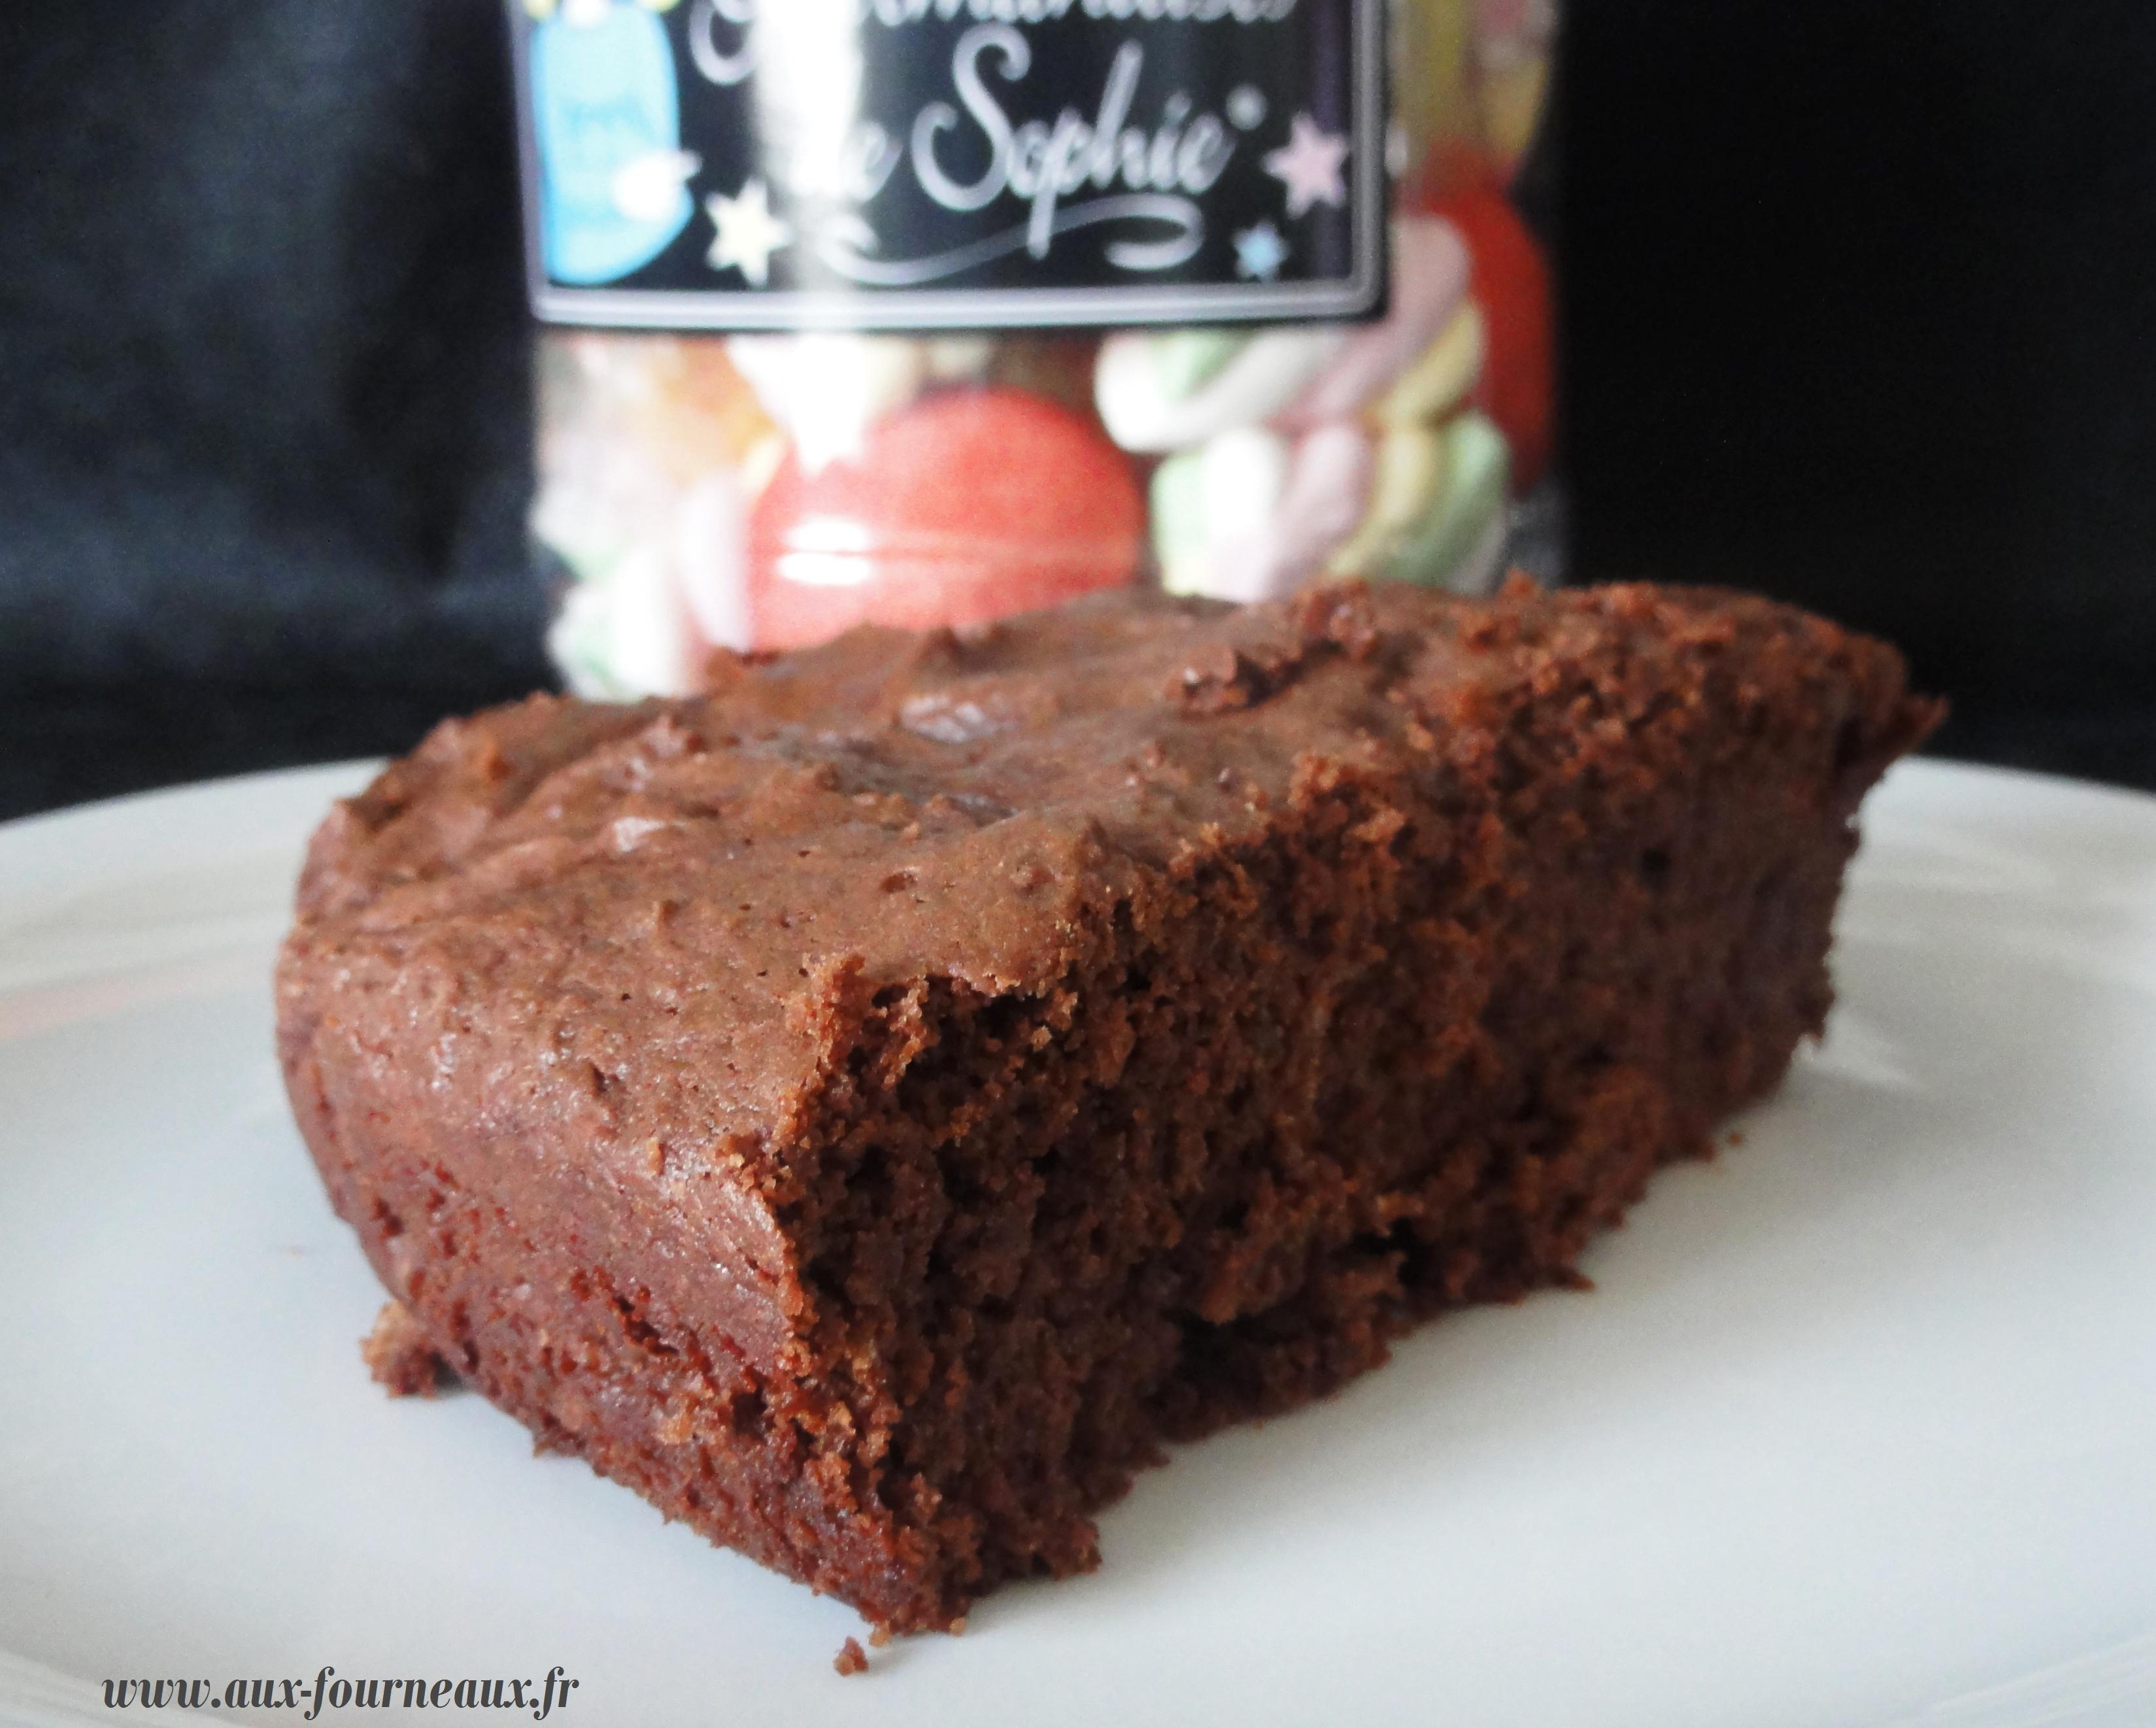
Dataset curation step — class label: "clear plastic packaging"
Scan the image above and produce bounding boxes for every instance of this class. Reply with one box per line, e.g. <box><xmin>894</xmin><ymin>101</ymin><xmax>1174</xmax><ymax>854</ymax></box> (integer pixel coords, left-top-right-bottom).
<box><xmin>516</xmin><ymin>0</ymin><xmax>1555</xmax><ymax>698</ymax></box>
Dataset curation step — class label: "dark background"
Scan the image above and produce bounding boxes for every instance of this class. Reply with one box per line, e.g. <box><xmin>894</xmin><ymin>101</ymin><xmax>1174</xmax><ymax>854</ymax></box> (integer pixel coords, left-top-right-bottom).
<box><xmin>2</xmin><ymin>0</ymin><xmax>2152</xmax><ymax>821</ymax></box>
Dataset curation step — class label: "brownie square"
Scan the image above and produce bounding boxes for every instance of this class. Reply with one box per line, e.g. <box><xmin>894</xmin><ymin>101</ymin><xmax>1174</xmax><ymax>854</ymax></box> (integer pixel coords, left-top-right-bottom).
<box><xmin>276</xmin><ymin>579</ymin><xmax>1938</xmax><ymax>1632</ymax></box>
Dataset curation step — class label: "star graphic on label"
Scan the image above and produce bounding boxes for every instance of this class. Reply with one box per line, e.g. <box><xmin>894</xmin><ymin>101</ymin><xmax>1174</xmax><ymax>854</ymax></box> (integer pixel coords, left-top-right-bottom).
<box><xmin>704</xmin><ymin>178</ymin><xmax>792</xmax><ymax>288</ymax></box>
<box><xmin>1234</xmin><ymin>221</ymin><xmax>1289</xmax><ymax>282</ymax></box>
<box><xmin>1263</xmin><ymin>113</ymin><xmax>1351</xmax><ymax>219</ymax></box>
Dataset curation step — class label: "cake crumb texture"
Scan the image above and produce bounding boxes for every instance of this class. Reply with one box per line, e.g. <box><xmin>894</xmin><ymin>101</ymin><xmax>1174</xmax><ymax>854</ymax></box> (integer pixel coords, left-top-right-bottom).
<box><xmin>362</xmin><ymin>1299</ymin><xmax>453</xmax><ymax>1398</ymax></box>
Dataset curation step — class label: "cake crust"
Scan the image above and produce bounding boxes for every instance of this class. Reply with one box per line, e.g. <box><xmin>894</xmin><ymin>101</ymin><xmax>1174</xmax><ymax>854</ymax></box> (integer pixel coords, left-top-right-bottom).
<box><xmin>277</xmin><ymin>579</ymin><xmax>1939</xmax><ymax>1631</ymax></box>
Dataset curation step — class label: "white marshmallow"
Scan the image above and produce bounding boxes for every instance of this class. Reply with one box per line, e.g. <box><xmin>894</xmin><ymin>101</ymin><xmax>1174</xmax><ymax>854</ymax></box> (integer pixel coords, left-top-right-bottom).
<box><xmin>1096</xmin><ymin>326</ymin><xmax>1345</xmax><ymax>453</ymax></box>
<box><xmin>547</xmin><ymin>540</ymin><xmax>708</xmax><ymax>700</ymax></box>
<box><xmin>1153</xmin><ymin>427</ymin><xmax>1293</xmax><ymax>602</ymax></box>
<box><xmin>923</xmin><ymin>335</ymin><xmax>996</xmax><ymax>381</ymax></box>
<box><xmin>1268</xmin><ymin>424</ymin><xmax>1379</xmax><ymax>592</ymax></box>
<box><xmin>605</xmin><ymin>541</ymin><xmax>709</xmax><ymax>697</ymax></box>
<box><xmin>673</xmin><ymin>470</ymin><xmax>752</xmax><ymax>653</ymax></box>
<box><xmin>724</xmin><ymin>333</ymin><xmax>930</xmax><ymax>473</ymax></box>
<box><xmin>1153</xmin><ymin>423</ymin><xmax>1377</xmax><ymax>603</ymax></box>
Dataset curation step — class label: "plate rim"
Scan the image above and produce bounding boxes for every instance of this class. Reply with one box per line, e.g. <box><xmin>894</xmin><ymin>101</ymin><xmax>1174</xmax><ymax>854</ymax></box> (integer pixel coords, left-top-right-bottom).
<box><xmin>2</xmin><ymin>751</ymin><xmax>2152</xmax><ymax>1728</ymax></box>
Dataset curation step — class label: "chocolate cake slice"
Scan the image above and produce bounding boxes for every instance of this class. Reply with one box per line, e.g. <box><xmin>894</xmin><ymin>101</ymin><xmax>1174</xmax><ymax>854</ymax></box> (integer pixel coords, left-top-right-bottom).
<box><xmin>275</xmin><ymin>579</ymin><xmax>1938</xmax><ymax>1633</ymax></box>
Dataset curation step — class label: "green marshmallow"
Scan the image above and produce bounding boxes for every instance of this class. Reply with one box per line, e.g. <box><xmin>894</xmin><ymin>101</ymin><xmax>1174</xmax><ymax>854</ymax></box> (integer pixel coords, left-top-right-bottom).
<box><xmin>1149</xmin><ymin>447</ymin><xmax>1213</xmax><ymax>596</ymax></box>
<box><xmin>1388</xmin><ymin>411</ymin><xmax>1511</xmax><ymax>589</ymax></box>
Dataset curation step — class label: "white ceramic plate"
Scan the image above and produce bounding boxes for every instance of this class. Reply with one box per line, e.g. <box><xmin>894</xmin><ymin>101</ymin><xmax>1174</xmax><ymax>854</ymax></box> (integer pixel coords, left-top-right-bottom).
<box><xmin>1</xmin><ymin>759</ymin><xmax>2153</xmax><ymax>1728</ymax></box>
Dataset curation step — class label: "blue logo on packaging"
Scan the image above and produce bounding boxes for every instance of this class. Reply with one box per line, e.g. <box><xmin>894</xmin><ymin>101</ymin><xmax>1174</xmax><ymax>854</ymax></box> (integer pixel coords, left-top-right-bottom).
<box><xmin>528</xmin><ymin>0</ymin><xmax>697</xmax><ymax>286</ymax></box>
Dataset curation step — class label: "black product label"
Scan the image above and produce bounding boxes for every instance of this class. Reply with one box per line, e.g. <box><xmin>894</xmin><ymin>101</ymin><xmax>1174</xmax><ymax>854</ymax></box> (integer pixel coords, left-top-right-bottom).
<box><xmin>510</xmin><ymin>0</ymin><xmax>1386</xmax><ymax>331</ymax></box>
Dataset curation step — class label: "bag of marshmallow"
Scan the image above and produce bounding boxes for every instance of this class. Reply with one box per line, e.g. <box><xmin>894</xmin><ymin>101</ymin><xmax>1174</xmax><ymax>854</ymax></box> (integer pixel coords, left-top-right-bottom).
<box><xmin>512</xmin><ymin>0</ymin><xmax>1556</xmax><ymax>695</ymax></box>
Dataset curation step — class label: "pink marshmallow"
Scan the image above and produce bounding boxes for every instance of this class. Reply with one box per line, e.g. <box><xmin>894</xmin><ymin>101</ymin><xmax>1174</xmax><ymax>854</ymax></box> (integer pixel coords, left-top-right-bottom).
<box><xmin>1206</xmin><ymin>422</ymin><xmax>1377</xmax><ymax>603</ymax></box>
<box><xmin>1268</xmin><ymin>424</ymin><xmax>1378</xmax><ymax>592</ymax></box>
<box><xmin>1277</xmin><ymin>216</ymin><xmax>1472</xmax><ymax>431</ymax></box>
